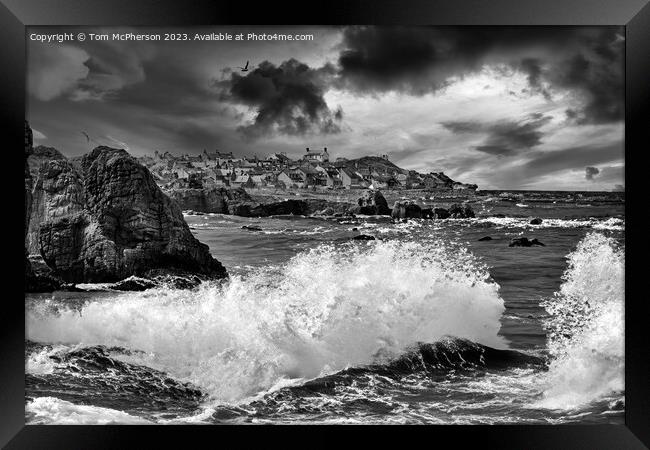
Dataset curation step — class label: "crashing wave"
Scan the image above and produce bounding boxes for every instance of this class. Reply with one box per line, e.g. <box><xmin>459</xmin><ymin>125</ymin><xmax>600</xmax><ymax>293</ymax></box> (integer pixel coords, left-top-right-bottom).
<box><xmin>27</xmin><ymin>240</ymin><xmax>507</xmax><ymax>403</ymax></box>
<box><xmin>538</xmin><ymin>232</ymin><xmax>624</xmax><ymax>409</ymax></box>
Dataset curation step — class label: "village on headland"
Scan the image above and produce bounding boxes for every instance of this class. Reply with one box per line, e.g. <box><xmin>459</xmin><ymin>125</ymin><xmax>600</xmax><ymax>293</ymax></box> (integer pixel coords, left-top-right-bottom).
<box><xmin>23</xmin><ymin>120</ymin><xmax>623</xmax><ymax>293</ymax></box>
<box><xmin>136</xmin><ymin>146</ymin><xmax>479</xmax><ymax>193</ymax></box>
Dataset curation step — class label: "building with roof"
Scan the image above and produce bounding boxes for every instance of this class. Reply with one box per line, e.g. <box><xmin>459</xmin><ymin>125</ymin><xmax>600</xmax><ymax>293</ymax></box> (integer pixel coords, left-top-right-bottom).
<box><xmin>303</xmin><ymin>147</ymin><xmax>330</xmax><ymax>163</ymax></box>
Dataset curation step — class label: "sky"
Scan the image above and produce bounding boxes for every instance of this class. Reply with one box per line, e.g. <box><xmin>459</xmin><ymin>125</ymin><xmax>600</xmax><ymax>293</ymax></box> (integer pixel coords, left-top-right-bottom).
<box><xmin>26</xmin><ymin>26</ymin><xmax>624</xmax><ymax>191</ymax></box>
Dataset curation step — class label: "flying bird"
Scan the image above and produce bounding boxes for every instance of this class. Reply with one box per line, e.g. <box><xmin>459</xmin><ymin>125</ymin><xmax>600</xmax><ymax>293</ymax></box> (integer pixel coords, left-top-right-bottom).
<box><xmin>237</xmin><ymin>61</ymin><xmax>250</xmax><ymax>72</ymax></box>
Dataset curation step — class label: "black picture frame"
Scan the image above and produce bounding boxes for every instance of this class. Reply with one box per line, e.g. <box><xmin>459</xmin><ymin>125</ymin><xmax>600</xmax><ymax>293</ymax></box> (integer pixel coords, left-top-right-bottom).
<box><xmin>2</xmin><ymin>0</ymin><xmax>648</xmax><ymax>447</ymax></box>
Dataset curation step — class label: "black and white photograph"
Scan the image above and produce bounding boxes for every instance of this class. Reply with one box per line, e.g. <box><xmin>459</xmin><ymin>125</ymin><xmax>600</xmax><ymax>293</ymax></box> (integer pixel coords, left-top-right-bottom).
<box><xmin>23</xmin><ymin>25</ymin><xmax>625</xmax><ymax>425</ymax></box>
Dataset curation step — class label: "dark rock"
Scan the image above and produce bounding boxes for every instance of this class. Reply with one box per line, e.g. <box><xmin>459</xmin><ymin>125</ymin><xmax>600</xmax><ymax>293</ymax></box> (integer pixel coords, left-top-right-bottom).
<box><xmin>433</xmin><ymin>208</ymin><xmax>450</xmax><ymax>219</ymax></box>
<box><xmin>352</xmin><ymin>234</ymin><xmax>376</xmax><ymax>241</ymax></box>
<box><xmin>30</xmin><ymin>145</ymin><xmax>227</xmax><ymax>284</ymax></box>
<box><xmin>353</xmin><ymin>190</ymin><xmax>391</xmax><ymax>215</ymax></box>
<box><xmin>421</xmin><ymin>208</ymin><xmax>434</xmax><ymax>219</ymax></box>
<box><xmin>304</xmin><ymin>199</ymin><xmax>353</xmax><ymax>216</ymax></box>
<box><xmin>241</xmin><ymin>225</ymin><xmax>262</xmax><ymax>231</ymax></box>
<box><xmin>492</xmin><ymin>213</ymin><xmax>506</xmax><ymax>218</ymax></box>
<box><xmin>478</xmin><ymin>236</ymin><xmax>493</xmax><ymax>241</ymax></box>
<box><xmin>509</xmin><ymin>237</ymin><xmax>545</xmax><ymax>247</ymax></box>
<box><xmin>25</xmin><ymin>123</ymin><xmax>64</xmax><ymax>292</ymax></box>
<box><xmin>449</xmin><ymin>203</ymin><xmax>475</xmax><ymax>218</ymax></box>
<box><xmin>351</xmin><ymin>227</ymin><xmax>358</xmax><ymax>231</ymax></box>
<box><xmin>391</xmin><ymin>201</ymin><xmax>422</xmax><ymax>219</ymax></box>
<box><xmin>351</xmin><ymin>205</ymin><xmax>376</xmax><ymax>215</ymax></box>
<box><xmin>27</xmin><ymin>157</ymin><xmax>86</xmax><ymax>255</ymax></box>
<box><xmin>27</xmin><ymin>145</ymin><xmax>67</xmax><ymax>179</ymax></box>
<box><xmin>25</xmin><ymin>255</ymin><xmax>62</xmax><ymax>292</ymax></box>
<box><xmin>530</xmin><ymin>218</ymin><xmax>543</xmax><ymax>225</ymax></box>
<box><xmin>166</xmin><ymin>187</ymin><xmax>252</xmax><ymax>214</ymax></box>
<box><xmin>233</xmin><ymin>199</ymin><xmax>310</xmax><ymax>217</ymax></box>
<box><xmin>25</xmin><ymin>121</ymin><xmax>33</xmax><ymax>239</ymax></box>
<box><xmin>255</xmin><ymin>199</ymin><xmax>310</xmax><ymax>216</ymax></box>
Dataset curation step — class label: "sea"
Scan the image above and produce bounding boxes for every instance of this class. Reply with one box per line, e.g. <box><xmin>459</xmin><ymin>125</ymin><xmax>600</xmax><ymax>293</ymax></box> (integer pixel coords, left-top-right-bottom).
<box><xmin>24</xmin><ymin>190</ymin><xmax>625</xmax><ymax>424</ymax></box>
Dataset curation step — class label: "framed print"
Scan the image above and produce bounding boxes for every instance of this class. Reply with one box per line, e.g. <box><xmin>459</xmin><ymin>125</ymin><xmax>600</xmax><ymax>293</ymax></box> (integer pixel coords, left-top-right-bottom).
<box><xmin>1</xmin><ymin>0</ymin><xmax>648</xmax><ymax>447</ymax></box>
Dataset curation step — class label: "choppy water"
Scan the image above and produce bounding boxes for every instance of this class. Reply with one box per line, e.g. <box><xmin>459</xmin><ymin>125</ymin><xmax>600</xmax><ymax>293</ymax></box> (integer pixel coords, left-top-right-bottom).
<box><xmin>25</xmin><ymin>193</ymin><xmax>625</xmax><ymax>424</ymax></box>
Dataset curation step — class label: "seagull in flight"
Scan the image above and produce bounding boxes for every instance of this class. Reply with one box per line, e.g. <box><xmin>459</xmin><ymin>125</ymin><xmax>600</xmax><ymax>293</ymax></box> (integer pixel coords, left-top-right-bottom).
<box><xmin>237</xmin><ymin>60</ymin><xmax>250</xmax><ymax>72</ymax></box>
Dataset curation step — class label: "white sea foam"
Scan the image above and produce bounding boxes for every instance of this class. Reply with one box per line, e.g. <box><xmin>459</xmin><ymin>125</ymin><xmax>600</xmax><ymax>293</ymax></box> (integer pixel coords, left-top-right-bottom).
<box><xmin>26</xmin><ymin>397</ymin><xmax>151</xmax><ymax>424</ymax></box>
<box><xmin>471</xmin><ymin>216</ymin><xmax>624</xmax><ymax>231</ymax></box>
<box><xmin>25</xmin><ymin>344</ymin><xmax>74</xmax><ymax>375</ymax></box>
<box><xmin>537</xmin><ymin>232</ymin><xmax>624</xmax><ymax>409</ymax></box>
<box><xmin>27</xmin><ymin>240</ymin><xmax>506</xmax><ymax>404</ymax></box>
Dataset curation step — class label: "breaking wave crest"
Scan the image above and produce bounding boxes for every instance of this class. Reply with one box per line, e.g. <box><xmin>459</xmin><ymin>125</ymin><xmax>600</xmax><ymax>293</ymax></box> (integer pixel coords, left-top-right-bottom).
<box><xmin>538</xmin><ymin>232</ymin><xmax>624</xmax><ymax>409</ymax></box>
<box><xmin>27</xmin><ymin>240</ymin><xmax>507</xmax><ymax>403</ymax></box>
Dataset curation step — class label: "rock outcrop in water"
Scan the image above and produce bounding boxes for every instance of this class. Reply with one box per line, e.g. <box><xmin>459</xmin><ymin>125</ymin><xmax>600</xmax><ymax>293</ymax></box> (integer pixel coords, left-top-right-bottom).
<box><xmin>390</xmin><ymin>201</ymin><xmax>473</xmax><ymax>220</ymax></box>
<box><xmin>230</xmin><ymin>199</ymin><xmax>311</xmax><ymax>217</ymax></box>
<box><xmin>26</xmin><ymin>138</ymin><xmax>227</xmax><ymax>287</ymax></box>
<box><xmin>352</xmin><ymin>234</ymin><xmax>376</xmax><ymax>241</ymax></box>
<box><xmin>509</xmin><ymin>237</ymin><xmax>545</xmax><ymax>247</ymax></box>
<box><xmin>391</xmin><ymin>201</ymin><xmax>423</xmax><ymax>219</ymax></box>
<box><xmin>433</xmin><ymin>208</ymin><xmax>451</xmax><ymax>219</ymax></box>
<box><xmin>349</xmin><ymin>190</ymin><xmax>391</xmax><ymax>216</ymax></box>
<box><xmin>448</xmin><ymin>203</ymin><xmax>475</xmax><ymax>218</ymax></box>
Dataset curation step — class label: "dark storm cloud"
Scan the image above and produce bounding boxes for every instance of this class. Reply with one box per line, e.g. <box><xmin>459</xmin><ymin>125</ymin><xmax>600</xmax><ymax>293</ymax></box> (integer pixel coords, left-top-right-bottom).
<box><xmin>551</xmin><ymin>47</ymin><xmax>624</xmax><ymax>124</ymax></box>
<box><xmin>519</xmin><ymin>58</ymin><xmax>551</xmax><ymax>100</ymax></box>
<box><xmin>336</xmin><ymin>26</ymin><xmax>459</xmax><ymax>95</ymax></box>
<box><xmin>216</xmin><ymin>59</ymin><xmax>342</xmax><ymax>138</ymax></box>
<box><xmin>442</xmin><ymin>113</ymin><xmax>552</xmax><ymax>157</ymax></box>
<box><xmin>585</xmin><ymin>166</ymin><xmax>600</xmax><ymax>180</ymax></box>
<box><xmin>335</xmin><ymin>26</ymin><xmax>623</xmax><ymax>124</ymax></box>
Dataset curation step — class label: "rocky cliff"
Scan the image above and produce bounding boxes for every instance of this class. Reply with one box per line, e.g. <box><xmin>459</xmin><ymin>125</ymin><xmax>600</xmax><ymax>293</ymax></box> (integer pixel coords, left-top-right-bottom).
<box><xmin>167</xmin><ymin>186</ymin><xmax>353</xmax><ymax>217</ymax></box>
<box><xmin>26</xmin><ymin>138</ymin><xmax>227</xmax><ymax>286</ymax></box>
<box><xmin>25</xmin><ymin>123</ymin><xmax>62</xmax><ymax>291</ymax></box>
<box><xmin>165</xmin><ymin>187</ymin><xmax>253</xmax><ymax>214</ymax></box>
